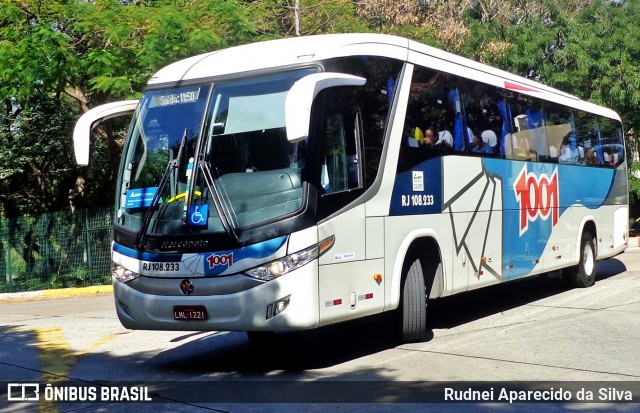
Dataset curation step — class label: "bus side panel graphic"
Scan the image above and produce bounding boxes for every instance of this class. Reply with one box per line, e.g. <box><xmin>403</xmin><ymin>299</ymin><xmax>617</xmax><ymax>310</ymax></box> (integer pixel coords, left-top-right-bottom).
<box><xmin>389</xmin><ymin>158</ymin><xmax>443</xmax><ymax>216</ymax></box>
<box><xmin>483</xmin><ymin>158</ymin><xmax>616</xmax><ymax>279</ymax></box>
<box><xmin>390</xmin><ymin>157</ymin><xmax>617</xmax><ymax>281</ymax></box>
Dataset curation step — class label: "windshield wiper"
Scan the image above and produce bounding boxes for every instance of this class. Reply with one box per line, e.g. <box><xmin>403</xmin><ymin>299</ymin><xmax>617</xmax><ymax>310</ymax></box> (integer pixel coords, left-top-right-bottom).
<box><xmin>197</xmin><ymin>161</ymin><xmax>239</xmax><ymax>244</ymax></box>
<box><xmin>184</xmin><ymin>99</ymin><xmax>240</xmax><ymax>244</ymax></box>
<box><xmin>173</xmin><ymin>130</ymin><xmax>187</xmax><ymax>195</ymax></box>
<box><xmin>135</xmin><ymin>129</ymin><xmax>188</xmax><ymax>249</ymax></box>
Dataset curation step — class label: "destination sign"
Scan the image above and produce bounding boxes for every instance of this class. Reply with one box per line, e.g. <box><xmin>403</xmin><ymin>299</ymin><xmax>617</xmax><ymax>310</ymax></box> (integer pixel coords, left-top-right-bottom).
<box><xmin>151</xmin><ymin>88</ymin><xmax>201</xmax><ymax>107</ymax></box>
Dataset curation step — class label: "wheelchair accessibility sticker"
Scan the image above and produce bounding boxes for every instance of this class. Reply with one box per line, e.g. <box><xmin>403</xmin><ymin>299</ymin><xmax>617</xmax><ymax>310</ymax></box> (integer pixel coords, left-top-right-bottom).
<box><xmin>189</xmin><ymin>205</ymin><xmax>208</xmax><ymax>226</ymax></box>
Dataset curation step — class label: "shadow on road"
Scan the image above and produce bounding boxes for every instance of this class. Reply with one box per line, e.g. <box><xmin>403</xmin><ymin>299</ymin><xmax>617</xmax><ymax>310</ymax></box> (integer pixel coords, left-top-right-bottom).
<box><xmin>146</xmin><ymin>258</ymin><xmax>628</xmax><ymax>375</ymax></box>
<box><xmin>594</xmin><ymin>257</ymin><xmax>627</xmax><ymax>281</ymax></box>
<box><xmin>1</xmin><ymin>257</ymin><xmax>633</xmax><ymax>410</ymax></box>
<box><xmin>147</xmin><ymin>313</ymin><xmax>400</xmax><ymax>375</ymax></box>
<box><xmin>427</xmin><ymin>257</ymin><xmax>626</xmax><ymax>330</ymax></box>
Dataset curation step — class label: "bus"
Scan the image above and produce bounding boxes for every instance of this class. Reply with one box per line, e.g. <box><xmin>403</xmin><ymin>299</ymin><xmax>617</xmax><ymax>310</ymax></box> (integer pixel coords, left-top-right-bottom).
<box><xmin>73</xmin><ymin>33</ymin><xmax>628</xmax><ymax>343</ymax></box>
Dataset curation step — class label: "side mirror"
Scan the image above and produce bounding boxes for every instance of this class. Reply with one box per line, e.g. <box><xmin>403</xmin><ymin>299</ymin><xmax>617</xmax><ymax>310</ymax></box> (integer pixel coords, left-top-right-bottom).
<box><xmin>73</xmin><ymin>100</ymin><xmax>139</xmax><ymax>166</ymax></box>
<box><xmin>285</xmin><ymin>73</ymin><xmax>365</xmax><ymax>142</ymax></box>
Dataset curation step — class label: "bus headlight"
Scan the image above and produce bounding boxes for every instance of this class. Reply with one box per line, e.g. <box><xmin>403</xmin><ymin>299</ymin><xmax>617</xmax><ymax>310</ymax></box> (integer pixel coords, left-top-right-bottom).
<box><xmin>245</xmin><ymin>236</ymin><xmax>334</xmax><ymax>281</ymax></box>
<box><xmin>112</xmin><ymin>263</ymin><xmax>140</xmax><ymax>283</ymax></box>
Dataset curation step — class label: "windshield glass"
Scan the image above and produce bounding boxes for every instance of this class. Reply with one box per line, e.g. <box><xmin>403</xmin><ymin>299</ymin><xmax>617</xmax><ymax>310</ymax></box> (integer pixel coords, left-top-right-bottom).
<box><xmin>116</xmin><ymin>69</ymin><xmax>316</xmax><ymax>238</ymax></box>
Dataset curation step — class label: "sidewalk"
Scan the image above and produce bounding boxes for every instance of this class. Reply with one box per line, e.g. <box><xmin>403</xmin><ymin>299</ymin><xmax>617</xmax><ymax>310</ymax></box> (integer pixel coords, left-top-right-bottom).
<box><xmin>0</xmin><ymin>284</ymin><xmax>112</xmax><ymax>302</ymax></box>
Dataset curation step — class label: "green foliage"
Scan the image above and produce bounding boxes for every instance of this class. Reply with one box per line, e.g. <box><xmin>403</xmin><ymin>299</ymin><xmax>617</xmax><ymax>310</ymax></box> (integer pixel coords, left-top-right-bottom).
<box><xmin>0</xmin><ymin>207</ymin><xmax>113</xmax><ymax>292</ymax></box>
<box><xmin>457</xmin><ymin>1</ymin><xmax>640</xmax><ymax>137</ymax></box>
<box><xmin>1</xmin><ymin>0</ymin><xmax>639</xmax><ymax>221</ymax></box>
<box><xmin>630</xmin><ymin>175</ymin><xmax>640</xmax><ymax>200</ymax></box>
<box><xmin>455</xmin><ymin>0</ymin><xmax>640</xmax><ymax>215</ymax></box>
<box><xmin>0</xmin><ymin>0</ymin><xmax>259</xmax><ymax>217</ymax></box>
<box><xmin>0</xmin><ymin>96</ymin><xmax>78</xmax><ymax>216</ymax></box>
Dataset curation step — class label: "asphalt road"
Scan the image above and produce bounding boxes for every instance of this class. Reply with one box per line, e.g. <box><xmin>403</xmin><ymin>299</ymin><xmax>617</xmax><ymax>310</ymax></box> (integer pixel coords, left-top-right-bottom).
<box><xmin>1</xmin><ymin>247</ymin><xmax>640</xmax><ymax>412</ymax></box>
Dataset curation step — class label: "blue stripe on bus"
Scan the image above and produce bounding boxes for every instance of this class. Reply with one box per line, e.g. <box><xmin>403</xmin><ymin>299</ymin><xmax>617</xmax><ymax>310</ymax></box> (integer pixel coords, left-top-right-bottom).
<box><xmin>202</xmin><ymin>235</ymin><xmax>288</xmax><ymax>276</ymax></box>
<box><xmin>113</xmin><ymin>243</ymin><xmax>183</xmax><ymax>262</ymax></box>
<box><xmin>113</xmin><ymin>235</ymin><xmax>289</xmax><ymax>276</ymax></box>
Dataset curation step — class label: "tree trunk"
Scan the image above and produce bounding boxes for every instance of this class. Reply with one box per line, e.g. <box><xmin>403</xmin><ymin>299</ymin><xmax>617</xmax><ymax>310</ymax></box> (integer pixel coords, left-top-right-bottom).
<box><xmin>294</xmin><ymin>0</ymin><xmax>301</xmax><ymax>36</ymax></box>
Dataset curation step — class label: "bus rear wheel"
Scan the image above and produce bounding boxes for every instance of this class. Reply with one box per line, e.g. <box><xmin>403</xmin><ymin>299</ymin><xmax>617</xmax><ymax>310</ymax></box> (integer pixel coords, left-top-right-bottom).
<box><xmin>568</xmin><ymin>232</ymin><xmax>596</xmax><ymax>288</ymax></box>
<box><xmin>399</xmin><ymin>257</ymin><xmax>427</xmax><ymax>342</ymax></box>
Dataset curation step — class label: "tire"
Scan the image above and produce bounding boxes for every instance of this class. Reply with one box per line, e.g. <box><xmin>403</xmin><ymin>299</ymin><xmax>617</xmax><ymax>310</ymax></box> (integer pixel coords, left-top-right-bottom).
<box><xmin>569</xmin><ymin>232</ymin><xmax>597</xmax><ymax>288</ymax></box>
<box><xmin>399</xmin><ymin>257</ymin><xmax>427</xmax><ymax>342</ymax></box>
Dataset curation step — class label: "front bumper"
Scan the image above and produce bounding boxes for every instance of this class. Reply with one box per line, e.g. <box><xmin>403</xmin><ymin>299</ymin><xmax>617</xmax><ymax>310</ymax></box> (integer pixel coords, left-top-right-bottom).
<box><xmin>113</xmin><ymin>261</ymin><xmax>320</xmax><ymax>332</ymax></box>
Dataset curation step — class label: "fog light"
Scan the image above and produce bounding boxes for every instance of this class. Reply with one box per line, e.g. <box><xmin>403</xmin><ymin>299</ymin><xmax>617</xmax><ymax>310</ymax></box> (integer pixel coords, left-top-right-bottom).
<box><xmin>266</xmin><ymin>295</ymin><xmax>291</xmax><ymax>320</ymax></box>
<box><xmin>118</xmin><ymin>300</ymin><xmax>132</xmax><ymax>318</ymax></box>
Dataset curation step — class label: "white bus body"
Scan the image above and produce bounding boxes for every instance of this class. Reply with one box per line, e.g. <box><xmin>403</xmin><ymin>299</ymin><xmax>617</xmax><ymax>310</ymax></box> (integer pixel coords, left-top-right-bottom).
<box><xmin>74</xmin><ymin>34</ymin><xmax>628</xmax><ymax>342</ymax></box>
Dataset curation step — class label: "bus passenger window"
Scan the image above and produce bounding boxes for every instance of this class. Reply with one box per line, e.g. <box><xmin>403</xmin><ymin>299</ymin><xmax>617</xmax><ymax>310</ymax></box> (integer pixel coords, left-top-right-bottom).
<box><xmin>507</xmin><ymin>94</ymin><xmax>546</xmax><ymax>161</ymax></box>
<box><xmin>398</xmin><ymin>67</ymin><xmax>463</xmax><ymax>173</ymax></box>
<box><xmin>599</xmin><ymin>117</ymin><xmax>624</xmax><ymax>167</ymax></box>
<box><xmin>544</xmin><ymin>102</ymin><xmax>579</xmax><ymax>164</ymax></box>
<box><xmin>460</xmin><ymin>79</ymin><xmax>506</xmax><ymax>157</ymax></box>
<box><xmin>572</xmin><ymin>111</ymin><xmax>599</xmax><ymax>166</ymax></box>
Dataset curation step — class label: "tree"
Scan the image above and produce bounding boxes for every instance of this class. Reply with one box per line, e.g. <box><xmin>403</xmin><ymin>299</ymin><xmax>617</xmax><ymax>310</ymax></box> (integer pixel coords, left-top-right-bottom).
<box><xmin>0</xmin><ymin>0</ymin><xmax>257</xmax><ymax>216</ymax></box>
<box><xmin>2</xmin><ymin>0</ymin><xmax>639</xmax><ymax>218</ymax></box>
<box><xmin>356</xmin><ymin>0</ymin><xmax>469</xmax><ymax>50</ymax></box>
<box><xmin>251</xmin><ymin>0</ymin><xmax>368</xmax><ymax>38</ymax></box>
<box><xmin>0</xmin><ymin>96</ymin><xmax>77</xmax><ymax>215</ymax></box>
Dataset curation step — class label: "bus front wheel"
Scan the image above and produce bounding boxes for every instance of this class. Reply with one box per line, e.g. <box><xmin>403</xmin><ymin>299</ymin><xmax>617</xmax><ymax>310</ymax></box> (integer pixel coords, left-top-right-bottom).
<box><xmin>399</xmin><ymin>257</ymin><xmax>427</xmax><ymax>342</ymax></box>
<box><xmin>568</xmin><ymin>232</ymin><xmax>597</xmax><ymax>288</ymax></box>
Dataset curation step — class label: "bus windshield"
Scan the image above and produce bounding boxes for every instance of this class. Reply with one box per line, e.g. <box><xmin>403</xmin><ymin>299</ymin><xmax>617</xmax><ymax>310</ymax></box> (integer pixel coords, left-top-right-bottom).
<box><xmin>117</xmin><ymin>69</ymin><xmax>318</xmax><ymax>240</ymax></box>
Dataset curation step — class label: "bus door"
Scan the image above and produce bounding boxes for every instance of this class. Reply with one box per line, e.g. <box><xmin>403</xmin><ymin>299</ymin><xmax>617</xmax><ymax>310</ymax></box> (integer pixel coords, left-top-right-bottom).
<box><xmin>315</xmin><ymin>104</ymin><xmax>385</xmax><ymax>325</ymax></box>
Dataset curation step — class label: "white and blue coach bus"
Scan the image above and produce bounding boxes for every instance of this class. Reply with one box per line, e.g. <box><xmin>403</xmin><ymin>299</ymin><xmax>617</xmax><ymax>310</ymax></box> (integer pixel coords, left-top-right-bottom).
<box><xmin>74</xmin><ymin>34</ymin><xmax>628</xmax><ymax>342</ymax></box>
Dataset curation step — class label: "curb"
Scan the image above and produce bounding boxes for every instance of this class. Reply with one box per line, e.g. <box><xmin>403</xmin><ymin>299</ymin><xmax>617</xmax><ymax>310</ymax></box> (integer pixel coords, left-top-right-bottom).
<box><xmin>0</xmin><ymin>285</ymin><xmax>113</xmax><ymax>302</ymax></box>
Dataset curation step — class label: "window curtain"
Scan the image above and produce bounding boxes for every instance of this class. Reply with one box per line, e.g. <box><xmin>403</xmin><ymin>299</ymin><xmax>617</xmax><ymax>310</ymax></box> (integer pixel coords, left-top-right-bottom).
<box><xmin>497</xmin><ymin>98</ymin><xmax>512</xmax><ymax>156</ymax></box>
<box><xmin>448</xmin><ymin>87</ymin><xmax>464</xmax><ymax>151</ymax></box>
<box><xmin>525</xmin><ymin>107</ymin><xmax>546</xmax><ymax>155</ymax></box>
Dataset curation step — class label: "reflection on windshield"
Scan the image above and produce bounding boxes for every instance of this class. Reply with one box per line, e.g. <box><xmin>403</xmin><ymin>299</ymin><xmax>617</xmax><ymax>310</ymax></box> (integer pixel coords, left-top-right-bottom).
<box><xmin>119</xmin><ymin>85</ymin><xmax>207</xmax><ymax>211</ymax></box>
<box><xmin>117</xmin><ymin>69</ymin><xmax>317</xmax><ymax>238</ymax></box>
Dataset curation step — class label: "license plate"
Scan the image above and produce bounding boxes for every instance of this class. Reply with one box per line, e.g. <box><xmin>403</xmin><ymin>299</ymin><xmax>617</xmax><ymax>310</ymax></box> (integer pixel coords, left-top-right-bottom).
<box><xmin>173</xmin><ymin>305</ymin><xmax>208</xmax><ymax>321</ymax></box>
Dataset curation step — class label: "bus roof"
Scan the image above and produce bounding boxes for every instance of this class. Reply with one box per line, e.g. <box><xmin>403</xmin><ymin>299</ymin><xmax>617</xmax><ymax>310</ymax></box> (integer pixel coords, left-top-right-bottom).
<box><xmin>147</xmin><ymin>33</ymin><xmax>620</xmax><ymax>122</ymax></box>
<box><xmin>148</xmin><ymin>33</ymin><xmax>408</xmax><ymax>85</ymax></box>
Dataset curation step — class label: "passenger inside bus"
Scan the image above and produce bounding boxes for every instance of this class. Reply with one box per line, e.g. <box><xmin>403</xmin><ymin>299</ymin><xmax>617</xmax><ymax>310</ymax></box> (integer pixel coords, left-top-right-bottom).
<box><xmin>558</xmin><ymin>133</ymin><xmax>578</xmax><ymax>164</ymax></box>
<box><xmin>480</xmin><ymin>129</ymin><xmax>498</xmax><ymax>154</ymax></box>
<box><xmin>585</xmin><ymin>148</ymin><xmax>599</xmax><ymax>166</ymax></box>
<box><xmin>423</xmin><ymin>127</ymin><xmax>436</xmax><ymax>148</ymax></box>
<box><xmin>470</xmin><ymin>130</ymin><xmax>493</xmax><ymax>154</ymax></box>
<box><xmin>437</xmin><ymin>128</ymin><xmax>453</xmax><ymax>148</ymax></box>
<box><xmin>511</xmin><ymin>133</ymin><xmax>537</xmax><ymax>161</ymax></box>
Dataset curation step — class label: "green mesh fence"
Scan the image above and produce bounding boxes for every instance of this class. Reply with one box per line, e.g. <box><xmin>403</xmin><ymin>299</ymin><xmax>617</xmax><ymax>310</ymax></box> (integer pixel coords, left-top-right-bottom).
<box><xmin>0</xmin><ymin>207</ymin><xmax>114</xmax><ymax>293</ymax></box>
